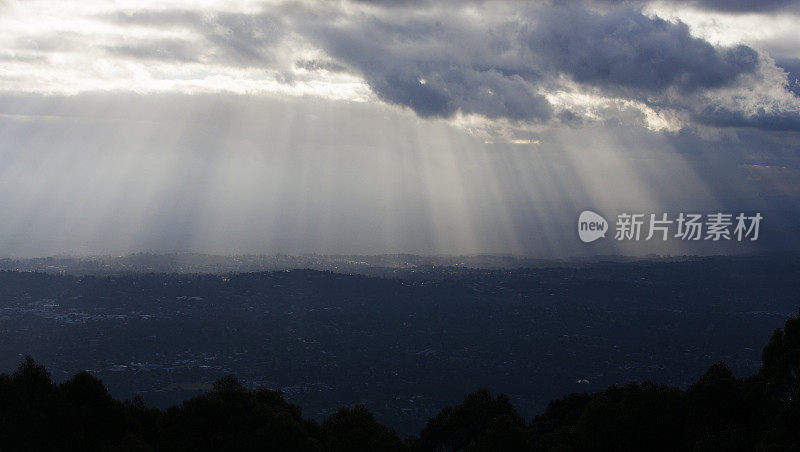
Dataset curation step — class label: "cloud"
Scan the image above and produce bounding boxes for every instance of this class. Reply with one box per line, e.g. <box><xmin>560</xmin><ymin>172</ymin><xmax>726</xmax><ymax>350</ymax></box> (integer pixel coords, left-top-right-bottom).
<box><xmin>294</xmin><ymin>59</ymin><xmax>347</xmax><ymax>73</ymax></box>
<box><xmin>695</xmin><ymin>105</ymin><xmax>800</xmax><ymax>131</ymax></box>
<box><xmin>301</xmin><ymin>10</ymin><xmax>553</xmax><ymax>121</ymax></box>
<box><xmin>525</xmin><ymin>4</ymin><xmax>800</xmax><ymax>131</ymax></box>
<box><xmin>3</xmin><ymin>1</ymin><xmax>800</xmax><ymax>132</ymax></box>
<box><xmin>674</xmin><ymin>55</ymin><xmax>800</xmax><ymax>131</ymax></box>
<box><xmin>109</xmin><ymin>9</ymin><xmax>285</xmax><ymax>68</ymax></box>
<box><xmin>529</xmin><ymin>5</ymin><xmax>759</xmax><ymax>94</ymax></box>
<box><xmin>777</xmin><ymin>58</ymin><xmax>800</xmax><ymax>96</ymax></box>
<box><xmin>592</xmin><ymin>0</ymin><xmax>800</xmax><ymax>13</ymax></box>
<box><xmin>348</xmin><ymin>0</ymin><xmax>427</xmax><ymax>6</ymax></box>
<box><xmin>680</xmin><ymin>0</ymin><xmax>798</xmax><ymax>12</ymax></box>
<box><xmin>300</xmin><ymin>2</ymin><xmax>791</xmax><ymax>131</ymax></box>
<box><xmin>105</xmin><ymin>38</ymin><xmax>203</xmax><ymax>63</ymax></box>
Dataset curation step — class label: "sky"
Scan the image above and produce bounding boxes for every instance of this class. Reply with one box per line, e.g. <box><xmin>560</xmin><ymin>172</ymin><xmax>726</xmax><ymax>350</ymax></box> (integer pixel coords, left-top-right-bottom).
<box><xmin>0</xmin><ymin>0</ymin><xmax>799</xmax><ymax>257</ymax></box>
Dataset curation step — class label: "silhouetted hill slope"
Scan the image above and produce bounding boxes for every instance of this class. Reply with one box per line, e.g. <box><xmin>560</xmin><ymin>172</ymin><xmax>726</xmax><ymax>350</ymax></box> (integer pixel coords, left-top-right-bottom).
<box><xmin>4</xmin><ymin>309</ymin><xmax>800</xmax><ymax>450</ymax></box>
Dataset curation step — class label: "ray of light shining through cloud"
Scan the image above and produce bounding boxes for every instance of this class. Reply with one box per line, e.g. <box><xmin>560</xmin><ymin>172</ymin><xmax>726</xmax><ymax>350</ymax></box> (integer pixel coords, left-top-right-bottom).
<box><xmin>0</xmin><ymin>0</ymin><xmax>798</xmax><ymax>257</ymax></box>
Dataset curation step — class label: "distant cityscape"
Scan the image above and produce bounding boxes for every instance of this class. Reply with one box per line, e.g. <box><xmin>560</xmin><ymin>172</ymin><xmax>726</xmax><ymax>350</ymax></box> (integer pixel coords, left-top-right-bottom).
<box><xmin>0</xmin><ymin>251</ymin><xmax>693</xmax><ymax>277</ymax></box>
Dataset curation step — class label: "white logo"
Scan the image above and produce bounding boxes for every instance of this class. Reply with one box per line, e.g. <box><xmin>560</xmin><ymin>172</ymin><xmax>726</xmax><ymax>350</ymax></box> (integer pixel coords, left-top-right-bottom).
<box><xmin>578</xmin><ymin>211</ymin><xmax>608</xmax><ymax>243</ymax></box>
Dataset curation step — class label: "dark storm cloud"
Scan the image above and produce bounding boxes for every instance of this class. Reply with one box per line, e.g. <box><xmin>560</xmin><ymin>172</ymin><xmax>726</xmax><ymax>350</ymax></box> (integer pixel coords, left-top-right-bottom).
<box><xmin>695</xmin><ymin>105</ymin><xmax>800</xmax><ymax>131</ymax></box>
<box><xmin>591</xmin><ymin>0</ymin><xmax>800</xmax><ymax>13</ymax></box>
<box><xmin>99</xmin><ymin>2</ymin><xmax>800</xmax><ymax>131</ymax></box>
<box><xmin>529</xmin><ymin>5</ymin><xmax>759</xmax><ymax>94</ymax></box>
<box><xmin>777</xmin><ymin>59</ymin><xmax>800</xmax><ymax>96</ymax></box>
<box><xmin>365</xmin><ymin>66</ymin><xmax>552</xmax><ymax>120</ymax></box>
<box><xmin>354</xmin><ymin>0</ymin><xmax>800</xmax><ymax>13</ymax></box>
<box><xmin>304</xmin><ymin>3</ymin><xmax>767</xmax><ymax>124</ymax></box>
<box><xmin>303</xmin><ymin>14</ymin><xmax>553</xmax><ymax>121</ymax></box>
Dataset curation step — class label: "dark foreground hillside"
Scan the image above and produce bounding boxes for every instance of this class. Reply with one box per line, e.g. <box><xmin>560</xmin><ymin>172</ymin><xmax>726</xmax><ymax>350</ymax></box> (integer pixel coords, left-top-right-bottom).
<box><xmin>4</xmin><ymin>309</ymin><xmax>800</xmax><ymax>451</ymax></box>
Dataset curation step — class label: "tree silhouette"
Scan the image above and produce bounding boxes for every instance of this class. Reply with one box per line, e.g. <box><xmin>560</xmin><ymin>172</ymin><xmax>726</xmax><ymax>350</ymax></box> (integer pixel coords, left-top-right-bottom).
<box><xmin>417</xmin><ymin>388</ymin><xmax>529</xmax><ymax>451</ymax></box>
<box><xmin>4</xmin><ymin>308</ymin><xmax>800</xmax><ymax>450</ymax></box>
<box><xmin>322</xmin><ymin>405</ymin><xmax>402</xmax><ymax>451</ymax></box>
<box><xmin>159</xmin><ymin>374</ymin><xmax>322</xmax><ymax>451</ymax></box>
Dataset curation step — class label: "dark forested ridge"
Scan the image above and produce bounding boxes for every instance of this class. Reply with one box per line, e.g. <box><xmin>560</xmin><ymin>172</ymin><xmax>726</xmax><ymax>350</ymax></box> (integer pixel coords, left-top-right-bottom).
<box><xmin>1</xmin><ymin>254</ymin><xmax>799</xmax><ymax>435</ymax></box>
<box><xmin>4</xmin><ymin>308</ymin><xmax>800</xmax><ymax>450</ymax></box>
